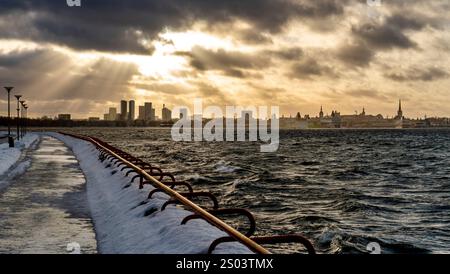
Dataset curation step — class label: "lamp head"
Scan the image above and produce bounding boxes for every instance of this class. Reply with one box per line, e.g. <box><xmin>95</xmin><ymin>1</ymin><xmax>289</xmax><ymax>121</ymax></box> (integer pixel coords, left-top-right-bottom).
<box><xmin>14</xmin><ymin>95</ymin><xmax>22</xmax><ymax>100</ymax></box>
<box><xmin>4</xmin><ymin>87</ymin><xmax>14</xmax><ymax>92</ymax></box>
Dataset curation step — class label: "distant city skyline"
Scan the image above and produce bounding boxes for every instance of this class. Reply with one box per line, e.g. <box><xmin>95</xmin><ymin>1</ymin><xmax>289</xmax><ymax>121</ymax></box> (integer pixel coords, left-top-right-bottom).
<box><xmin>0</xmin><ymin>1</ymin><xmax>449</xmax><ymax>118</ymax></box>
<box><xmin>2</xmin><ymin>97</ymin><xmax>450</xmax><ymax>121</ymax></box>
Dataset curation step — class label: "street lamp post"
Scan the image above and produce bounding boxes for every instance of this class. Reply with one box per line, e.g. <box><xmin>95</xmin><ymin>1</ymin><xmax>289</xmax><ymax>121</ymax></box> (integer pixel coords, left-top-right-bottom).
<box><xmin>23</xmin><ymin>105</ymin><xmax>28</xmax><ymax>137</ymax></box>
<box><xmin>20</xmin><ymin>101</ymin><xmax>26</xmax><ymax>138</ymax></box>
<box><xmin>4</xmin><ymin>87</ymin><xmax>14</xmax><ymax>147</ymax></box>
<box><xmin>14</xmin><ymin>95</ymin><xmax>22</xmax><ymax>141</ymax></box>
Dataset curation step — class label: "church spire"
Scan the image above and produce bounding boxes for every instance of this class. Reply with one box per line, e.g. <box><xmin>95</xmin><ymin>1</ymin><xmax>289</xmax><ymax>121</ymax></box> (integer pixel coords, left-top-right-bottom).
<box><xmin>397</xmin><ymin>99</ymin><xmax>403</xmax><ymax>119</ymax></box>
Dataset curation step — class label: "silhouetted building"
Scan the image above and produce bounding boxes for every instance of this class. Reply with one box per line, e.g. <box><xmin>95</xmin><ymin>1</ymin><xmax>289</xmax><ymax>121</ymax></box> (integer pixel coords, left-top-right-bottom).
<box><xmin>120</xmin><ymin>100</ymin><xmax>128</xmax><ymax>121</ymax></box>
<box><xmin>331</xmin><ymin>111</ymin><xmax>341</xmax><ymax>128</ymax></box>
<box><xmin>109</xmin><ymin>107</ymin><xmax>117</xmax><ymax>121</ymax></box>
<box><xmin>396</xmin><ymin>100</ymin><xmax>403</xmax><ymax>120</ymax></box>
<box><xmin>144</xmin><ymin>102</ymin><xmax>155</xmax><ymax>121</ymax></box>
<box><xmin>104</xmin><ymin>107</ymin><xmax>117</xmax><ymax>121</ymax></box>
<box><xmin>138</xmin><ymin>106</ymin><xmax>145</xmax><ymax>120</ymax></box>
<box><xmin>280</xmin><ymin>101</ymin><xmax>408</xmax><ymax>129</ymax></box>
<box><xmin>129</xmin><ymin>100</ymin><xmax>135</xmax><ymax>121</ymax></box>
<box><xmin>162</xmin><ymin>104</ymin><xmax>172</xmax><ymax>122</ymax></box>
<box><xmin>58</xmin><ymin>114</ymin><xmax>71</xmax><ymax>120</ymax></box>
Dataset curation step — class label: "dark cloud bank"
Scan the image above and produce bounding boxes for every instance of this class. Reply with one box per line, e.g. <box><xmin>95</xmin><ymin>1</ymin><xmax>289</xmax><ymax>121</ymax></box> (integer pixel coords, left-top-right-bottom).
<box><xmin>0</xmin><ymin>0</ymin><xmax>348</xmax><ymax>54</ymax></box>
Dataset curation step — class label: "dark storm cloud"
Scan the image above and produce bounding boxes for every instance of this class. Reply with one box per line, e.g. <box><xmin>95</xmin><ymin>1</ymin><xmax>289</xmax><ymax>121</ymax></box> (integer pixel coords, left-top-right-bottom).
<box><xmin>0</xmin><ymin>0</ymin><xmax>348</xmax><ymax>54</ymax></box>
<box><xmin>0</xmin><ymin>48</ymin><xmax>69</xmax><ymax>87</ymax></box>
<box><xmin>384</xmin><ymin>67</ymin><xmax>449</xmax><ymax>82</ymax></box>
<box><xmin>334</xmin><ymin>11</ymin><xmax>434</xmax><ymax>68</ymax></box>
<box><xmin>0</xmin><ymin>49</ymin><xmax>46</xmax><ymax>67</ymax></box>
<box><xmin>288</xmin><ymin>58</ymin><xmax>337</xmax><ymax>79</ymax></box>
<box><xmin>349</xmin><ymin>8</ymin><xmax>447</xmax><ymax>52</ymax></box>
<box><xmin>385</xmin><ymin>14</ymin><xmax>428</xmax><ymax>31</ymax></box>
<box><xmin>352</xmin><ymin>23</ymin><xmax>418</xmax><ymax>50</ymax></box>
<box><xmin>335</xmin><ymin>42</ymin><xmax>374</xmax><ymax>67</ymax></box>
<box><xmin>176</xmin><ymin>46</ymin><xmax>271</xmax><ymax>78</ymax></box>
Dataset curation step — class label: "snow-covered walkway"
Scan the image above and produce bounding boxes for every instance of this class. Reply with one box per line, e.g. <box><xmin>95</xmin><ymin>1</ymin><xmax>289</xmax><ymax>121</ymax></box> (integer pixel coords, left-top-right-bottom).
<box><xmin>0</xmin><ymin>136</ymin><xmax>97</xmax><ymax>254</ymax></box>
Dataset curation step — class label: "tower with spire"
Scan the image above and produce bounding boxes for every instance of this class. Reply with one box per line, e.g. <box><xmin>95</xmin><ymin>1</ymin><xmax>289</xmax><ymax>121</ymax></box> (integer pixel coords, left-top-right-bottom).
<box><xmin>396</xmin><ymin>100</ymin><xmax>403</xmax><ymax>119</ymax></box>
<box><xmin>319</xmin><ymin>105</ymin><xmax>324</xmax><ymax>119</ymax></box>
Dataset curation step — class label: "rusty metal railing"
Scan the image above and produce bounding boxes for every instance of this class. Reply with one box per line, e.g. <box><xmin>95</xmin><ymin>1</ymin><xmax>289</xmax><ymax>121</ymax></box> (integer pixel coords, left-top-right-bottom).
<box><xmin>60</xmin><ymin>132</ymin><xmax>315</xmax><ymax>254</ymax></box>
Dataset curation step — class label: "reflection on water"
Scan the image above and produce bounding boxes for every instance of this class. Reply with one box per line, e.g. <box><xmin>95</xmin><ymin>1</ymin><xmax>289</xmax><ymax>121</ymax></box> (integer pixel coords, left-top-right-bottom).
<box><xmin>60</xmin><ymin>128</ymin><xmax>450</xmax><ymax>254</ymax></box>
<box><xmin>0</xmin><ymin>136</ymin><xmax>97</xmax><ymax>254</ymax></box>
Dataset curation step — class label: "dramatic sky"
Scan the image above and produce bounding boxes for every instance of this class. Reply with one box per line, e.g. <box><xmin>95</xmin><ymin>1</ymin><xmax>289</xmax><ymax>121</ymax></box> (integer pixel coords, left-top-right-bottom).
<box><xmin>0</xmin><ymin>0</ymin><xmax>449</xmax><ymax>119</ymax></box>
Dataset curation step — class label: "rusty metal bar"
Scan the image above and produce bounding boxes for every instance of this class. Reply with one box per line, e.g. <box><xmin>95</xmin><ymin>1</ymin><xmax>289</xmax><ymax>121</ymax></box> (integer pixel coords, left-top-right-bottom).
<box><xmin>145</xmin><ymin>181</ymin><xmax>194</xmax><ymax>194</ymax></box>
<box><xmin>61</xmin><ymin>132</ymin><xmax>271</xmax><ymax>254</ymax></box>
<box><xmin>208</xmin><ymin>235</ymin><xmax>316</xmax><ymax>254</ymax></box>
<box><xmin>181</xmin><ymin>208</ymin><xmax>256</xmax><ymax>237</ymax></box>
<box><xmin>148</xmin><ymin>188</ymin><xmax>165</xmax><ymax>199</ymax></box>
<box><xmin>161</xmin><ymin>192</ymin><xmax>219</xmax><ymax>211</ymax></box>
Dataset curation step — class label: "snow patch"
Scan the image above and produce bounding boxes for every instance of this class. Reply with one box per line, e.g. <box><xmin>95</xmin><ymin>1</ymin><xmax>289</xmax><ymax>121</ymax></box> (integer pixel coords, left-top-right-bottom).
<box><xmin>0</xmin><ymin>133</ymin><xmax>39</xmax><ymax>177</ymax></box>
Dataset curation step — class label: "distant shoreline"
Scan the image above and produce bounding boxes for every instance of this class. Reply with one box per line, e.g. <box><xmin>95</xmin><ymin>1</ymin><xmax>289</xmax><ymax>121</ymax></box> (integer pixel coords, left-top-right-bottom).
<box><xmin>2</xmin><ymin>126</ymin><xmax>450</xmax><ymax>131</ymax></box>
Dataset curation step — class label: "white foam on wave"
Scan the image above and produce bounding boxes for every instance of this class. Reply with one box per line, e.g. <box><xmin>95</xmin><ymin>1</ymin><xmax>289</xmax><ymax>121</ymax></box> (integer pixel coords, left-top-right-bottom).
<box><xmin>214</xmin><ymin>160</ymin><xmax>239</xmax><ymax>173</ymax></box>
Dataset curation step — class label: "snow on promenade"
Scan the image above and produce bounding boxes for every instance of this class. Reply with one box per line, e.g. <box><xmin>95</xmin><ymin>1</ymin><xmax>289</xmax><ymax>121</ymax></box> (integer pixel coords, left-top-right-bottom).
<box><xmin>0</xmin><ymin>133</ymin><xmax>39</xmax><ymax>177</ymax></box>
<box><xmin>50</xmin><ymin>133</ymin><xmax>252</xmax><ymax>254</ymax></box>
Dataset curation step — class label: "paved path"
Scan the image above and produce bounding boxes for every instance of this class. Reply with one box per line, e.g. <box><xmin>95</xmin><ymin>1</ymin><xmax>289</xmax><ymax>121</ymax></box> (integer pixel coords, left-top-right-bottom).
<box><xmin>0</xmin><ymin>136</ymin><xmax>97</xmax><ymax>254</ymax></box>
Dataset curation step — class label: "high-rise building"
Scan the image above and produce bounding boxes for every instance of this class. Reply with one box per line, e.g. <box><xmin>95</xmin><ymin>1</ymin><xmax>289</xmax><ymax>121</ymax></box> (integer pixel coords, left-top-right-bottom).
<box><xmin>108</xmin><ymin>107</ymin><xmax>117</xmax><ymax>121</ymax></box>
<box><xmin>151</xmin><ymin>108</ymin><xmax>156</xmax><ymax>121</ymax></box>
<box><xmin>138</xmin><ymin>106</ymin><xmax>145</xmax><ymax>120</ymax></box>
<box><xmin>128</xmin><ymin>100</ymin><xmax>135</xmax><ymax>121</ymax></box>
<box><xmin>162</xmin><ymin>104</ymin><xmax>172</xmax><ymax>122</ymax></box>
<box><xmin>120</xmin><ymin>100</ymin><xmax>128</xmax><ymax>121</ymax></box>
<box><xmin>144</xmin><ymin>102</ymin><xmax>152</xmax><ymax>121</ymax></box>
<box><xmin>144</xmin><ymin>102</ymin><xmax>155</xmax><ymax>121</ymax></box>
